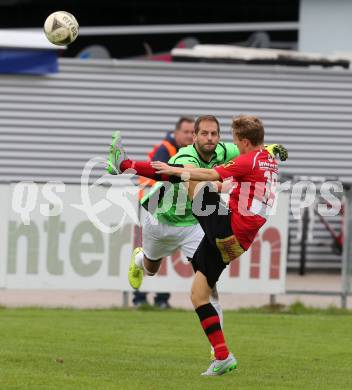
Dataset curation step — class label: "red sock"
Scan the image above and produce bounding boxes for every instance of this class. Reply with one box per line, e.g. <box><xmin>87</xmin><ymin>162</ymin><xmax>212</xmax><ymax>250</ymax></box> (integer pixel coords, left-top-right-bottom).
<box><xmin>196</xmin><ymin>303</ymin><xmax>229</xmax><ymax>360</ymax></box>
<box><xmin>120</xmin><ymin>160</ymin><xmax>170</xmax><ymax>181</ymax></box>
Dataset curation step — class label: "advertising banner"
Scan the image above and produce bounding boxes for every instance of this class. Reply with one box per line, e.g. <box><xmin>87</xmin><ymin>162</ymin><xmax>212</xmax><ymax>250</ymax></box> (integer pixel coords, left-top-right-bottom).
<box><xmin>1</xmin><ymin>182</ymin><xmax>289</xmax><ymax>293</ymax></box>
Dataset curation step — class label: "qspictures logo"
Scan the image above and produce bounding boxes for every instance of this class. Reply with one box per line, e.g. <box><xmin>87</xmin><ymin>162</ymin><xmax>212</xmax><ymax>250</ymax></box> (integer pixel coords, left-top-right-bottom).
<box><xmin>10</xmin><ymin>157</ymin><xmax>344</xmax><ymax>234</ymax></box>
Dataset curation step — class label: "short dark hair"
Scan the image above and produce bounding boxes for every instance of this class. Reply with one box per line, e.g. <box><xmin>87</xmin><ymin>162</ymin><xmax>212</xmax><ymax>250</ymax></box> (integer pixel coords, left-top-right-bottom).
<box><xmin>232</xmin><ymin>115</ymin><xmax>264</xmax><ymax>146</ymax></box>
<box><xmin>175</xmin><ymin>116</ymin><xmax>195</xmax><ymax>130</ymax></box>
<box><xmin>194</xmin><ymin>115</ymin><xmax>220</xmax><ymax>134</ymax></box>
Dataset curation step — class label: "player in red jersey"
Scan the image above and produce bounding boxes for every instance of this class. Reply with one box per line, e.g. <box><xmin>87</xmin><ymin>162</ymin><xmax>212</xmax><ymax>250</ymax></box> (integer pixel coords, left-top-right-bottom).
<box><xmin>152</xmin><ymin>114</ymin><xmax>279</xmax><ymax>376</ymax></box>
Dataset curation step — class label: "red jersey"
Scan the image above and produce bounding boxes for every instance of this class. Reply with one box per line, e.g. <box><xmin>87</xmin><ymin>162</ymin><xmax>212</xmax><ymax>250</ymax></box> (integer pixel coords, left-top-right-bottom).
<box><xmin>214</xmin><ymin>148</ymin><xmax>279</xmax><ymax>250</ymax></box>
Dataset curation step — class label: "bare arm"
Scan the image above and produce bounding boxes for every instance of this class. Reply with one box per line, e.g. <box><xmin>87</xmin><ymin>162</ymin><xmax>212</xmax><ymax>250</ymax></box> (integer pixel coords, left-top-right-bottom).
<box><xmin>151</xmin><ymin>161</ymin><xmax>221</xmax><ymax>182</ymax></box>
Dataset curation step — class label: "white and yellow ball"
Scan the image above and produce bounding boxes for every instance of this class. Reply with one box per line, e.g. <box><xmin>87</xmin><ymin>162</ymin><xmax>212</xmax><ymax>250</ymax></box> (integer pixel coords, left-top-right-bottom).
<box><xmin>44</xmin><ymin>11</ymin><xmax>79</xmax><ymax>46</ymax></box>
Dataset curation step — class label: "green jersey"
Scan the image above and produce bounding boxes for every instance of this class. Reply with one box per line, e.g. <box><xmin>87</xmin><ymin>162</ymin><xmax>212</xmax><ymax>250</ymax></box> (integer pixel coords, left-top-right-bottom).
<box><xmin>141</xmin><ymin>142</ymin><xmax>240</xmax><ymax>227</ymax></box>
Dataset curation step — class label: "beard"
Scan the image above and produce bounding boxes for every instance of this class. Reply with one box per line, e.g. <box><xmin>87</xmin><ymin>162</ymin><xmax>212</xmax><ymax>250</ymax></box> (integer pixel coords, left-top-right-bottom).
<box><xmin>199</xmin><ymin>143</ymin><xmax>216</xmax><ymax>155</ymax></box>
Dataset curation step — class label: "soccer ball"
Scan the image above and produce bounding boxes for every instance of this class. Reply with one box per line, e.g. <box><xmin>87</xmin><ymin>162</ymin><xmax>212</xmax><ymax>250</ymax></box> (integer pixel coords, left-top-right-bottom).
<box><xmin>44</xmin><ymin>11</ymin><xmax>79</xmax><ymax>46</ymax></box>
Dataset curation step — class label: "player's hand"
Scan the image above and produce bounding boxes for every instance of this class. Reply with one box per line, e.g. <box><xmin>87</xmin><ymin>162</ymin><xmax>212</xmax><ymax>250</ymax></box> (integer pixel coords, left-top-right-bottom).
<box><xmin>151</xmin><ymin>161</ymin><xmax>178</xmax><ymax>175</ymax></box>
<box><xmin>265</xmin><ymin>144</ymin><xmax>288</xmax><ymax>161</ymax></box>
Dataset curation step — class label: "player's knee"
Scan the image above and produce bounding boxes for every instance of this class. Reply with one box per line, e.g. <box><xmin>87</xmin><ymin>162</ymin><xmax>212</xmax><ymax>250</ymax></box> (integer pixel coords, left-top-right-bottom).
<box><xmin>191</xmin><ymin>287</ymin><xmax>208</xmax><ymax>308</ymax></box>
<box><xmin>144</xmin><ymin>257</ymin><xmax>161</xmax><ymax>274</ymax></box>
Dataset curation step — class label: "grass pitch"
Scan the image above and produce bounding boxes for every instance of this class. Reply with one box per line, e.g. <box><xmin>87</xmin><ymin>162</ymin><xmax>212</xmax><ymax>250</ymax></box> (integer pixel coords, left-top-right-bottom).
<box><xmin>0</xmin><ymin>306</ymin><xmax>351</xmax><ymax>390</ymax></box>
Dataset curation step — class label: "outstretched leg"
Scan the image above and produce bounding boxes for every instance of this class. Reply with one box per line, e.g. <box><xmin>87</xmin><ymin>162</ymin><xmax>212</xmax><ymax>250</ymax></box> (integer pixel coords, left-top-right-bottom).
<box><xmin>107</xmin><ymin>131</ymin><xmax>177</xmax><ymax>180</ymax></box>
